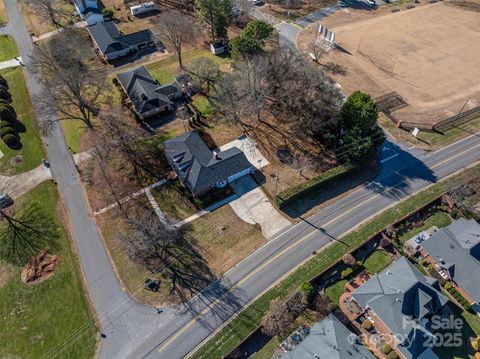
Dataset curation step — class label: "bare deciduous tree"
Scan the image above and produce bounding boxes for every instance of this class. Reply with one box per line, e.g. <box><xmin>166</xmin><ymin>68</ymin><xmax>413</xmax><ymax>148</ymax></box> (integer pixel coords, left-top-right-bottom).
<box><xmin>26</xmin><ymin>0</ymin><xmax>68</xmax><ymax>28</ymax></box>
<box><xmin>31</xmin><ymin>27</ymin><xmax>106</xmax><ymax>130</ymax></box>
<box><xmin>261</xmin><ymin>291</ymin><xmax>307</xmax><ymax>336</ymax></box>
<box><xmin>0</xmin><ymin>179</ymin><xmax>58</xmax><ymax>265</ymax></box>
<box><xmin>117</xmin><ymin>206</ymin><xmax>215</xmax><ymax>301</ymax></box>
<box><xmin>188</xmin><ymin>57</ymin><xmax>221</xmax><ymax>94</ymax></box>
<box><xmin>156</xmin><ymin>12</ymin><xmax>199</xmax><ymax>68</ymax></box>
<box><xmin>313</xmin><ymin>293</ymin><xmax>331</xmax><ymax>320</ymax></box>
<box><xmin>308</xmin><ymin>39</ymin><xmax>326</xmax><ymax>63</ymax></box>
<box><xmin>214</xmin><ymin>49</ymin><xmax>342</xmax><ymax>153</ymax></box>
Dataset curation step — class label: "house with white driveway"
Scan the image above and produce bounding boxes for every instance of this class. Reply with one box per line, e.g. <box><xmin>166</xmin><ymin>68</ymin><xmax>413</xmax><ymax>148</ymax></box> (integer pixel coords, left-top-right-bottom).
<box><xmin>72</xmin><ymin>0</ymin><xmax>103</xmax><ymax>25</ymax></box>
<box><xmin>163</xmin><ymin>131</ymin><xmax>253</xmax><ymax>197</ymax></box>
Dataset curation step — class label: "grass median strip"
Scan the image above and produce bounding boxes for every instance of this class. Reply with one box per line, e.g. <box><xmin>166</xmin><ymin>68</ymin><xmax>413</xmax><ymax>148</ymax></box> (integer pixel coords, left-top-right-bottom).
<box><xmin>190</xmin><ymin>164</ymin><xmax>480</xmax><ymax>359</ymax></box>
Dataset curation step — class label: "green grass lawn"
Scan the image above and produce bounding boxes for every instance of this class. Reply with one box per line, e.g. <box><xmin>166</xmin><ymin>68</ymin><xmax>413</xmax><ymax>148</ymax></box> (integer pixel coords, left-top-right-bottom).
<box><xmin>362</xmin><ymin>250</ymin><xmax>392</xmax><ymax>274</ymax></box>
<box><xmin>190</xmin><ymin>165</ymin><xmax>480</xmax><ymax>359</ymax></box>
<box><xmin>325</xmin><ymin>279</ymin><xmax>347</xmax><ymax>305</ymax></box>
<box><xmin>151</xmin><ymin>184</ymin><xmax>198</xmax><ymax>222</ymax></box>
<box><xmin>398</xmin><ymin>211</ymin><xmax>452</xmax><ymax>244</ymax></box>
<box><xmin>0</xmin><ymin>182</ymin><xmax>96</xmax><ymax>358</ymax></box>
<box><xmin>61</xmin><ymin>119</ymin><xmax>87</xmax><ymax>153</ymax></box>
<box><xmin>0</xmin><ymin>35</ymin><xmax>18</xmax><ymax>62</ymax></box>
<box><xmin>379</xmin><ymin>115</ymin><xmax>480</xmax><ymax>150</ymax></box>
<box><xmin>146</xmin><ymin>48</ymin><xmax>230</xmax><ymax>84</ymax></box>
<box><xmin>0</xmin><ymin>67</ymin><xmax>44</xmax><ymax>175</ymax></box>
<box><xmin>192</xmin><ymin>95</ymin><xmax>214</xmax><ymax>117</ymax></box>
<box><xmin>434</xmin><ymin>301</ymin><xmax>480</xmax><ymax>359</ymax></box>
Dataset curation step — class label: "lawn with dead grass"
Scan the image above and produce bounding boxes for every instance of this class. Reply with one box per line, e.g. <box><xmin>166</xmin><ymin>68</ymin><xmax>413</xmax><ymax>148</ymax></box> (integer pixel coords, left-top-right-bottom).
<box><xmin>19</xmin><ymin>0</ymin><xmax>76</xmax><ymax>36</ymax></box>
<box><xmin>379</xmin><ymin>114</ymin><xmax>480</xmax><ymax>150</ymax></box>
<box><xmin>97</xmin><ymin>193</ymin><xmax>265</xmax><ymax>305</ymax></box>
<box><xmin>260</xmin><ymin>0</ymin><xmax>337</xmax><ymax>20</ymax></box>
<box><xmin>0</xmin><ymin>0</ymin><xmax>7</xmax><ymax>25</ymax></box>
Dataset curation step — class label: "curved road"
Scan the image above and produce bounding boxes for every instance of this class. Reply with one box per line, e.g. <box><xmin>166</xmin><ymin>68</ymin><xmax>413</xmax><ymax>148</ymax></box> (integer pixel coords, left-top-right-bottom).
<box><xmin>4</xmin><ymin>1</ymin><xmax>480</xmax><ymax>358</ymax></box>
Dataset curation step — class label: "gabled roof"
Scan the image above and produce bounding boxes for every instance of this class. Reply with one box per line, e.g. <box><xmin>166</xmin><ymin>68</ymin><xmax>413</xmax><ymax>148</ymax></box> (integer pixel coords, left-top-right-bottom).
<box><xmin>422</xmin><ymin>218</ymin><xmax>480</xmax><ymax>303</ymax></box>
<box><xmin>117</xmin><ymin>66</ymin><xmax>174</xmax><ymax>115</ymax></box>
<box><xmin>88</xmin><ymin>20</ymin><xmax>154</xmax><ymax>55</ymax></box>
<box><xmin>351</xmin><ymin>257</ymin><xmax>447</xmax><ymax>359</ymax></box>
<box><xmin>163</xmin><ymin>131</ymin><xmax>252</xmax><ymax>195</ymax></box>
<box><xmin>284</xmin><ymin>314</ymin><xmax>375</xmax><ymax>359</ymax></box>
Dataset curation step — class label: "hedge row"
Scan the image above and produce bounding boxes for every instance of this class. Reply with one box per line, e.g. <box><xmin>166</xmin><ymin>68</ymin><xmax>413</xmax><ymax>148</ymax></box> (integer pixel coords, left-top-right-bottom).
<box><xmin>275</xmin><ymin>164</ymin><xmax>356</xmax><ymax>209</ymax></box>
<box><xmin>444</xmin><ymin>282</ymin><xmax>471</xmax><ymax>311</ymax></box>
<box><xmin>0</xmin><ymin>76</ymin><xmax>19</xmax><ymax>147</ymax></box>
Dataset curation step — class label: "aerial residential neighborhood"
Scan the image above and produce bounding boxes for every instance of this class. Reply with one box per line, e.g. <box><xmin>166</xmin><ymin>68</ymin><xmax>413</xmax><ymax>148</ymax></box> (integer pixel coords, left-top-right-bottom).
<box><xmin>0</xmin><ymin>0</ymin><xmax>479</xmax><ymax>357</ymax></box>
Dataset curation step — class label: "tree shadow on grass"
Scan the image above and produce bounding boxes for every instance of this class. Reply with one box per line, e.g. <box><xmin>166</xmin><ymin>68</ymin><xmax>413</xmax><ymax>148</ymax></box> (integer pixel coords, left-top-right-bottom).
<box><xmin>0</xmin><ymin>202</ymin><xmax>60</xmax><ymax>266</ymax></box>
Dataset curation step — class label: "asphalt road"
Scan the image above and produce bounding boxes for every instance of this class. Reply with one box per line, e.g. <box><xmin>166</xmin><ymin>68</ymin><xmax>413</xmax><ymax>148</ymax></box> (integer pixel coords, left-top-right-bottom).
<box><xmin>4</xmin><ymin>2</ymin><xmax>480</xmax><ymax>358</ymax></box>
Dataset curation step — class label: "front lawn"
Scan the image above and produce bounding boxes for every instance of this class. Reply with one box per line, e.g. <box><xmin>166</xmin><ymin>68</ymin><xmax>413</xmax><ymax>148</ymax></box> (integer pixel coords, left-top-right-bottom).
<box><xmin>0</xmin><ymin>35</ymin><xmax>18</xmax><ymax>62</ymax></box>
<box><xmin>190</xmin><ymin>165</ymin><xmax>480</xmax><ymax>359</ymax></box>
<box><xmin>362</xmin><ymin>250</ymin><xmax>392</xmax><ymax>274</ymax></box>
<box><xmin>151</xmin><ymin>184</ymin><xmax>198</xmax><ymax>222</ymax></box>
<box><xmin>192</xmin><ymin>95</ymin><xmax>214</xmax><ymax>117</ymax></box>
<box><xmin>325</xmin><ymin>279</ymin><xmax>347</xmax><ymax>305</ymax></box>
<box><xmin>61</xmin><ymin>119</ymin><xmax>87</xmax><ymax>153</ymax></box>
<box><xmin>146</xmin><ymin>48</ymin><xmax>230</xmax><ymax>85</ymax></box>
<box><xmin>398</xmin><ymin>211</ymin><xmax>452</xmax><ymax>244</ymax></box>
<box><xmin>0</xmin><ymin>67</ymin><xmax>44</xmax><ymax>175</ymax></box>
<box><xmin>0</xmin><ymin>182</ymin><xmax>96</xmax><ymax>358</ymax></box>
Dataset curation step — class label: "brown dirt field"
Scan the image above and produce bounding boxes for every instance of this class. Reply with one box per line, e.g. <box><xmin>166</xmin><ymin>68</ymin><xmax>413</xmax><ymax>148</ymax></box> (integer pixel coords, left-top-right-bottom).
<box><xmin>298</xmin><ymin>2</ymin><xmax>480</xmax><ymax>125</ymax></box>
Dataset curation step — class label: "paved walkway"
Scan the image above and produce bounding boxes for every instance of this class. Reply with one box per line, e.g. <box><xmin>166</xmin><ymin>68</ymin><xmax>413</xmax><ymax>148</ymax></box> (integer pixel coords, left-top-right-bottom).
<box><xmin>31</xmin><ymin>21</ymin><xmax>87</xmax><ymax>42</ymax></box>
<box><xmin>1</xmin><ymin>164</ymin><xmax>52</xmax><ymax>199</ymax></box>
<box><xmin>0</xmin><ymin>56</ymin><xmax>22</xmax><ymax>70</ymax></box>
<box><xmin>229</xmin><ymin>176</ymin><xmax>291</xmax><ymax>238</ymax></box>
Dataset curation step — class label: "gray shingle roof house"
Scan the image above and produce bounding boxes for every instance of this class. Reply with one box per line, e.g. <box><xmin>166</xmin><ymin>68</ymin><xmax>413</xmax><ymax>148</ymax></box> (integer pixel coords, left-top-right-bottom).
<box><xmin>163</xmin><ymin>131</ymin><xmax>252</xmax><ymax>196</ymax></box>
<box><xmin>351</xmin><ymin>257</ymin><xmax>447</xmax><ymax>359</ymax></box>
<box><xmin>283</xmin><ymin>314</ymin><xmax>375</xmax><ymax>359</ymax></box>
<box><xmin>72</xmin><ymin>0</ymin><xmax>103</xmax><ymax>25</ymax></box>
<box><xmin>88</xmin><ymin>20</ymin><xmax>155</xmax><ymax>61</ymax></box>
<box><xmin>117</xmin><ymin>66</ymin><xmax>181</xmax><ymax>120</ymax></box>
<box><xmin>421</xmin><ymin>218</ymin><xmax>480</xmax><ymax>306</ymax></box>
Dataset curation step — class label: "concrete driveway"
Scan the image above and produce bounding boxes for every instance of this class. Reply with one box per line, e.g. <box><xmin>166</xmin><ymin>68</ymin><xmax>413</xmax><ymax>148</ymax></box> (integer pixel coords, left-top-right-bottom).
<box><xmin>229</xmin><ymin>176</ymin><xmax>291</xmax><ymax>239</ymax></box>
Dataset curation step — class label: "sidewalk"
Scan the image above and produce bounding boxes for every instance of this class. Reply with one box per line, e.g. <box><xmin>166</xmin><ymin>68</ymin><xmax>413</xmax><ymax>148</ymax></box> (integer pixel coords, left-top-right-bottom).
<box><xmin>32</xmin><ymin>21</ymin><xmax>87</xmax><ymax>42</ymax></box>
<box><xmin>0</xmin><ymin>56</ymin><xmax>22</xmax><ymax>70</ymax></box>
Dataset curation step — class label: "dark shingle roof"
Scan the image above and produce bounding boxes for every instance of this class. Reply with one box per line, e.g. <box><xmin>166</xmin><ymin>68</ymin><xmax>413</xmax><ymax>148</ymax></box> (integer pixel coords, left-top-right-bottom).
<box><xmin>164</xmin><ymin>131</ymin><xmax>252</xmax><ymax>195</ymax></box>
<box><xmin>284</xmin><ymin>314</ymin><xmax>375</xmax><ymax>359</ymax></box>
<box><xmin>117</xmin><ymin>66</ymin><xmax>173</xmax><ymax>115</ymax></box>
<box><xmin>88</xmin><ymin>21</ymin><xmax>154</xmax><ymax>55</ymax></box>
<box><xmin>422</xmin><ymin>218</ymin><xmax>480</xmax><ymax>303</ymax></box>
<box><xmin>351</xmin><ymin>257</ymin><xmax>447</xmax><ymax>359</ymax></box>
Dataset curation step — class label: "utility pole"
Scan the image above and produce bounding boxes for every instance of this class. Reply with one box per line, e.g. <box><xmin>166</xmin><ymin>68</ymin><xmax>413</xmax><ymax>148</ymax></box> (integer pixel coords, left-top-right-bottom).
<box><xmin>274</xmin><ymin>172</ymin><xmax>279</xmax><ymax>200</ymax></box>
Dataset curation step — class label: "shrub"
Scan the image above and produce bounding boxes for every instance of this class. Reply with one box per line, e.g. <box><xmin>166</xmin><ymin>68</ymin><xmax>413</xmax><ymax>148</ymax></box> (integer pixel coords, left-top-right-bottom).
<box><xmin>0</xmin><ymin>126</ymin><xmax>16</xmax><ymax>137</ymax></box>
<box><xmin>2</xmin><ymin>133</ymin><xmax>18</xmax><ymax>147</ymax></box>
<box><xmin>0</xmin><ymin>120</ymin><xmax>11</xmax><ymax>128</ymax></box>
<box><xmin>427</xmin><ymin>264</ymin><xmax>433</xmax><ymax>272</ymax></box>
<box><xmin>0</xmin><ymin>75</ymin><xmax>7</xmax><ymax>89</ymax></box>
<box><xmin>0</xmin><ymin>104</ymin><xmax>16</xmax><ymax>121</ymax></box>
<box><xmin>342</xmin><ymin>253</ymin><xmax>356</xmax><ymax>267</ymax></box>
<box><xmin>102</xmin><ymin>8</ymin><xmax>114</xmax><ymax>17</ymax></box>
<box><xmin>299</xmin><ymin>281</ymin><xmax>315</xmax><ymax>303</ymax></box>
<box><xmin>421</xmin><ymin>258</ymin><xmax>429</xmax><ymax>266</ymax></box>
<box><xmin>444</xmin><ymin>282</ymin><xmax>452</xmax><ymax>290</ymax></box>
<box><xmin>0</xmin><ymin>87</ymin><xmax>10</xmax><ymax>101</ymax></box>
<box><xmin>341</xmin><ymin>267</ymin><xmax>353</xmax><ymax>279</ymax></box>
<box><xmin>382</xmin><ymin>344</ymin><xmax>392</xmax><ymax>354</ymax></box>
<box><xmin>387</xmin><ymin>351</ymin><xmax>399</xmax><ymax>359</ymax></box>
<box><xmin>471</xmin><ymin>338</ymin><xmax>479</xmax><ymax>351</ymax></box>
<box><xmin>450</xmin><ymin>208</ymin><xmax>458</xmax><ymax>218</ymax></box>
<box><xmin>475</xmin><ymin>352</ymin><xmax>480</xmax><ymax>359</ymax></box>
<box><xmin>112</xmin><ymin>77</ymin><xmax>119</xmax><ymax>85</ymax></box>
<box><xmin>0</xmin><ymin>98</ymin><xmax>10</xmax><ymax>106</ymax></box>
<box><xmin>361</xmin><ymin>319</ymin><xmax>372</xmax><ymax>331</ymax></box>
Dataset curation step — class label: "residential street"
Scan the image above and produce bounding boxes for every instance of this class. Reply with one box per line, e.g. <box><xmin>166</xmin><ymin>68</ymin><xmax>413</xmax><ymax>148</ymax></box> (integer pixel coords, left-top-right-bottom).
<box><xmin>3</xmin><ymin>1</ymin><xmax>480</xmax><ymax>358</ymax></box>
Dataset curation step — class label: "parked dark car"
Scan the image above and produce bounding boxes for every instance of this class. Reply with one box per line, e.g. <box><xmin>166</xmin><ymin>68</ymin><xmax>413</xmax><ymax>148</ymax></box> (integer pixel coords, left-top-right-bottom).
<box><xmin>0</xmin><ymin>194</ymin><xmax>14</xmax><ymax>209</ymax></box>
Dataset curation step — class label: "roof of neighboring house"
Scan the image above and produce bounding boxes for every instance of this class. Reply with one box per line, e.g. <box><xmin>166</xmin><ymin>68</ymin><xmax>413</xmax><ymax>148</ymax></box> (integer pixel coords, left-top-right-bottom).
<box><xmin>283</xmin><ymin>314</ymin><xmax>375</xmax><ymax>359</ymax></box>
<box><xmin>117</xmin><ymin>66</ymin><xmax>175</xmax><ymax>116</ymax></box>
<box><xmin>163</xmin><ymin>131</ymin><xmax>252</xmax><ymax>195</ymax></box>
<box><xmin>351</xmin><ymin>257</ymin><xmax>447</xmax><ymax>359</ymax></box>
<box><xmin>422</xmin><ymin>218</ymin><xmax>480</xmax><ymax>303</ymax></box>
<box><xmin>88</xmin><ymin>21</ymin><xmax>154</xmax><ymax>55</ymax></box>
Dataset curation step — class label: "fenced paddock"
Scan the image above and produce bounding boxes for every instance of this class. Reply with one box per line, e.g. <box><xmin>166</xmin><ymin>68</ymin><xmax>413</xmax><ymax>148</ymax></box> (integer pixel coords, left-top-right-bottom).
<box><xmin>324</xmin><ymin>2</ymin><xmax>480</xmax><ymax>128</ymax></box>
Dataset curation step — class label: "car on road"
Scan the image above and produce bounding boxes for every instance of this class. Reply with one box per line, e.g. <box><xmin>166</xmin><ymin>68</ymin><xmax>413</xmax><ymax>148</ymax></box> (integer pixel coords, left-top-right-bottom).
<box><xmin>0</xmin><ymin>194</ymin><xmax>14</xmax><ymax>209</ymax></box>
<box><xmin>366</xmin><ymin>0</ymin><xmax>376</xmax><ymax>5</ymax></box>
<box><xmin>249</xmin><ymin>0</ymin><xmax>262</xmax><ymax>5</ymax></box>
